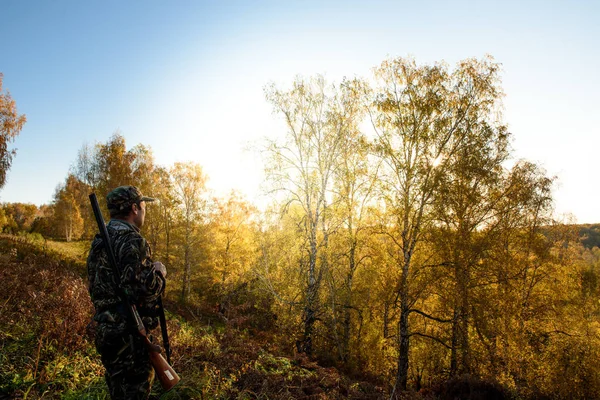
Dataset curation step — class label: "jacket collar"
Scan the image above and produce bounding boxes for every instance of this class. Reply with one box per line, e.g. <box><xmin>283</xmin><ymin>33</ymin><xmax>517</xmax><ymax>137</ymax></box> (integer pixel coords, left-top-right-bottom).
<box><xmin>108</xmin><ymin>218</ymin><xmax>140</xmax><ymax>233</ymax></box>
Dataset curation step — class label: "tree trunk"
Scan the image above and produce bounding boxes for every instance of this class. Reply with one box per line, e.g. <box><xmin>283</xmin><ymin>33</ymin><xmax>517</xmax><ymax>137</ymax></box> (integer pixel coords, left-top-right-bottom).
<box><xmin>450</xmin><ymin>308</ymin><xmax>459</xmax><ymax>376</ymax></box>
<box><xmin>396</xmin><ymin>297</ymin><xmax>410</xmax><ymax>391</ymax></box>
<box><xmin>395</xmin><ymin>258</ymin><xmax>410</xmax><ymax>392</ymax></box>
<box><xmin>302</xmin><ymin>228</ymin><xmax>319</xmax><ymax>355</ymax></box>
<box><xmin>181</xmin><ymin>222</ymin><xmax>191</xmax><ymax>302</ymax></box>
<box><xmin>457</xmin><ymin>259</ymin><xmax>470</xmax><ymax>375</ymax></box>
<box><xmin>341</xmin><ymin>241</ymin><xmax>356</xmax><ymax>363</ymax></box>
<box><xmin>165</xmin><ymin>209</ymin><xmax>170</xmax><ymax>265</ymax></box>
<box><xmin>384</xmin><ymin>301</ymin><xmax>390</xmax><ymax>338</ymax></box>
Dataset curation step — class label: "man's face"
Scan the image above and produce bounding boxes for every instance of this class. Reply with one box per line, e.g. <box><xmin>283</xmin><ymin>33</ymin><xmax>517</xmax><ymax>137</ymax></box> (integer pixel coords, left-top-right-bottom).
<box><xmin>133</xmin><ymin>200</ymin><xmax>146</xmax><ymax>229</ymax></box>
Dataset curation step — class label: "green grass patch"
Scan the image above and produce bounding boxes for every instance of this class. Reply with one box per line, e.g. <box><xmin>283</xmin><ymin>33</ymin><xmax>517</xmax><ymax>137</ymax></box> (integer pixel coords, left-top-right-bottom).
<box><xmin>44</xmin><ymin>239</ymin><xmax>89</xmax><ymax>263</ymax></box>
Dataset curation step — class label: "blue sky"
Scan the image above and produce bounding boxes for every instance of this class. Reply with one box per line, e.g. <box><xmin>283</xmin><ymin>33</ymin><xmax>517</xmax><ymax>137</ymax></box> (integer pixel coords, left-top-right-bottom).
<box><xmin>1</xmin><ymin>0</ymin><xmax>599</xmax><ymax>222</ymax></box>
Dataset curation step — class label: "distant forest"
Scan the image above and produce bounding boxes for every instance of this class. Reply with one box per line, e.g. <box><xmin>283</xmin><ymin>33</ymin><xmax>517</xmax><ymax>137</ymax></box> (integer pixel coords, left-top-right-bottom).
<box><xmin>578</xmin><ymin>224</ymin><xmax>600</xmax><ymax>249</ymax></box>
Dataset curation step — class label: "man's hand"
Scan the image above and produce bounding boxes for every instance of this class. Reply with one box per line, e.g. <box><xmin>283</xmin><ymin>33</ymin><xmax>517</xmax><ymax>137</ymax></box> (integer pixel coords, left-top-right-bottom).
<box><xmin>153</xmin><ymin>261</ymin><xmax>167</xmax><ymax>278</ymax></box>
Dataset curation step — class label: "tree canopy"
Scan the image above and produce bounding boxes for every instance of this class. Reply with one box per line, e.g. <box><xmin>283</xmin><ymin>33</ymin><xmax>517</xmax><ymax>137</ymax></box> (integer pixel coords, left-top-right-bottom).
<box><xmin>0</xmin><ymin>73</ymin><xmax>27</xmax><ymax>189</ymax></box>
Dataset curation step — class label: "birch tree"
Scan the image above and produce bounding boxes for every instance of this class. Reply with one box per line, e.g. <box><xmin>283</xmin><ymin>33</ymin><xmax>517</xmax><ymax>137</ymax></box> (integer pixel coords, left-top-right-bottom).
<box><xmin>264</xmin><ymin>76</ymin><xmax>347</xmax><ymax>354</ymax></box>
<box><xmin>171</xmin><ymin>161</ymin><xmax>207</xmax><ymax>303</ymax></box>
<box><xmin>369</xmin><ymin>56</ymin><xmax>505</xmax><ymax>391</ymax></box>
<box><xmin>327</xmin><ymin>79</ymin><xmax>378</xmax><ymax>363</ymax></box>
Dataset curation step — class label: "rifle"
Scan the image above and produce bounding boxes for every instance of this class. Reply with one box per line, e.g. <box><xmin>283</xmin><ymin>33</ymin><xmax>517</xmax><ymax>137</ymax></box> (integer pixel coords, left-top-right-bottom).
<box><xmin>89</xmin><ymin>193</ymin><xmax>180</xmax><ymax>391</ymax></box>
<box><xmin>157</xmin><ymin>296</ymin><xmax>172</xmax><ymax>364</ymax></box>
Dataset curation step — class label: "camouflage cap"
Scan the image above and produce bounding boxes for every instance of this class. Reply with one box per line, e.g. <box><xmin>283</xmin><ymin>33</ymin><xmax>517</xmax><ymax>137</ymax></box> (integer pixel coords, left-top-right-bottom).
<box><xmin>106</xmin><ymin>186</ymin><xmax>156</xmax><ymax>211</ymax></box>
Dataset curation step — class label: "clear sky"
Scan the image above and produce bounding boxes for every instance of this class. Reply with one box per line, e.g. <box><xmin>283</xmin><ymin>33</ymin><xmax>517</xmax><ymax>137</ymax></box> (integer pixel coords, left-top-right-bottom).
<box><xmin>1</xmin><ymin>0</ymin><xmax>599</xmax><ymax>222</ymax></box>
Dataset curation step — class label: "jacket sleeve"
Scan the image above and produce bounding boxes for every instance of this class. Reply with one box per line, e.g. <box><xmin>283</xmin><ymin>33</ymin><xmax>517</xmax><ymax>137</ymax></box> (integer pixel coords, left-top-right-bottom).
<box><xmin>118</xmin><ymin>233</ymin><xmax>165</xmax><ymax>304</ymax></box>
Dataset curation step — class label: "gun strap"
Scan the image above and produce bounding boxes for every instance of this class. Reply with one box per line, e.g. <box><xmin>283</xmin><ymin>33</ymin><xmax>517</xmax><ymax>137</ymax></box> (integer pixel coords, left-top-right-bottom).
<box><xmin>157</xmin><ymin>296</ymin><xmax>172</xmax><ymax>364</ymax></box>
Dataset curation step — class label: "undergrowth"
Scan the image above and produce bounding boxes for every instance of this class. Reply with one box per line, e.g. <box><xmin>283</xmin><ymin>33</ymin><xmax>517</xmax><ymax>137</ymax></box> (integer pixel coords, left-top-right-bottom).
<box><xmin>1</xmin><ymin>234</ymin><xmax>510</xmax><ymax>399</ymax></box>
<box><xmin>0</xmin><ymin>235</ymin><xmax>387</xmax><ymax>399</ymax></box>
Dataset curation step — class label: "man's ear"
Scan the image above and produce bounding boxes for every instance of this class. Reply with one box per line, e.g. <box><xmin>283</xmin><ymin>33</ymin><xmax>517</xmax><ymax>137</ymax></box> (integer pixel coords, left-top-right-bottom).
<box><xmin>132</xmin><ymin>203</ymin><xmax>139</xmax><ymax>215</ymax></box>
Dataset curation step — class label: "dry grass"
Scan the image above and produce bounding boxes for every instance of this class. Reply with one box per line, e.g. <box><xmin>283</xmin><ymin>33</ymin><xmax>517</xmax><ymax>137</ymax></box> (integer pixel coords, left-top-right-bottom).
<box><xmin>0</xmin><ymin>235</ymin><xmax>105</xmax><ymax>399</ymax></box>
<box><xmin>43</xmin><ymin>239</ymin><xmax>89</xmax><ymax>264</ymax></box>
<box><xmin>2</xmin><ymin>234</ymin><xmax>513</xmax><ymax>400</ymax></box>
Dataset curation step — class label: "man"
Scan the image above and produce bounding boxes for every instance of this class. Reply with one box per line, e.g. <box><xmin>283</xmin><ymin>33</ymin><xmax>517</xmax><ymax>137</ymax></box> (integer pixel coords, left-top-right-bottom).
<box><xmin>87</xmin><ymin>186</ymin><xmax>167</xmax><ymax>399</ymax></box>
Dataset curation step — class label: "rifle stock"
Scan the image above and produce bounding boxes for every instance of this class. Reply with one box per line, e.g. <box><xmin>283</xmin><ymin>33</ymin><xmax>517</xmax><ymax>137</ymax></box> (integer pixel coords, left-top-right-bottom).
<box><xmin>89</xmin><ymin>193</ymin><xmax>180</xmax><ymax>391</ymax></box>
<box><xmin>149</xmin><ymin>346</ymin><xmax>180</xmax><ymax>390</ymax></box>
<box><xmin>133</xmin><ymin>304</ymin><xmax>180</xmax><ymax>390</ymax></box>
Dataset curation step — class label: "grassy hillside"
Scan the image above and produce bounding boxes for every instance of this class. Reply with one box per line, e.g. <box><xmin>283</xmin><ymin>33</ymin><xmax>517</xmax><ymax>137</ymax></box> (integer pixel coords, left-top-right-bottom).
<box><xmin>0</xmin><ymin>235</ymin><xmax>395</xmax><ymax>399</ymax></box>
<box><xmin>0</xmin><ymin>235</ymin><xmax>104</xmax><ymax>399</ymax></box>
<box><xmin>7</xmin><ymin>229</ymin><xmax>598</xmax><ymax>399</ymax></box>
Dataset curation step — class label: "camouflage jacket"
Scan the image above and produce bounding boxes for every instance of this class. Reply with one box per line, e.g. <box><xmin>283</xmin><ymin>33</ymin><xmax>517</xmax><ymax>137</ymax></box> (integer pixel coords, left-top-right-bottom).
<box><xmin>87</xmin><ymin>219</ymin><xmax>165</xmax><ymax>329</ymax></box>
